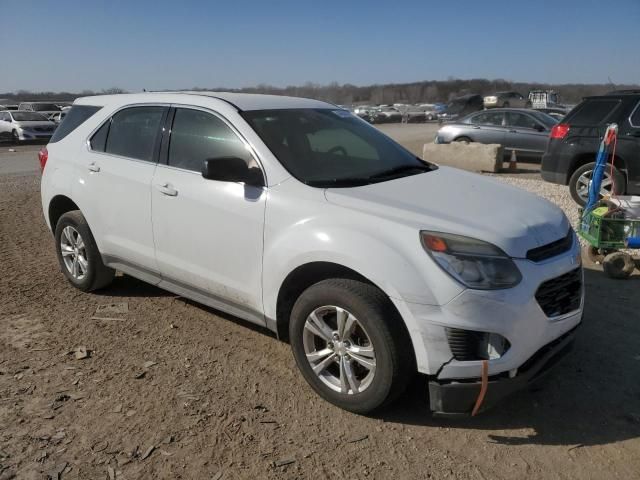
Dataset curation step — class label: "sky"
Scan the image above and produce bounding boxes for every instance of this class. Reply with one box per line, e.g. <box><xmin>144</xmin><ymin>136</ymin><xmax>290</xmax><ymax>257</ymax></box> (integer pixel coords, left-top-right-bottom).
<box><xmin>2</xmin><ymin>0</ymin><xmax>639</xmax><ymax>93</ymax></box>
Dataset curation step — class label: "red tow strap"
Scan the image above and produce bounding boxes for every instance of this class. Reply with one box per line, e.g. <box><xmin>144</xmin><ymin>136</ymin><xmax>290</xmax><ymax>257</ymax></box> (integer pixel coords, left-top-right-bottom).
<box><xmin>471</xmin><ymin>360</ymin><xmax>489</xmax><ymax>417</ymax></box>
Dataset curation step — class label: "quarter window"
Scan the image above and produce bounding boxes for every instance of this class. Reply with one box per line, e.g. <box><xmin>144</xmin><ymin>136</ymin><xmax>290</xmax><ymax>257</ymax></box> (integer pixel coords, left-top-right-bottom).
<box><xmin>104</xmin><ymin>107</ymin><xmax>165</xmax><ymax>162</ymax></box>
<box><xmin>168</xmin><ymin>108</ymin><xmax>253</xmax><ymax>172</ymax></box>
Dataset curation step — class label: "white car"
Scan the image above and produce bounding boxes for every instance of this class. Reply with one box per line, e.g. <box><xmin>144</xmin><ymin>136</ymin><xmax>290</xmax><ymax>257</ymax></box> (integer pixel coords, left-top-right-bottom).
<box><xmin>0</xmin><ymin>110</ymin><xmax>57</xmax><ymax>142</ymax></box>
<box><xmin>40</xmin><ymin>92</ymin><xmax>583</xmax><ymax>416</ymax></box>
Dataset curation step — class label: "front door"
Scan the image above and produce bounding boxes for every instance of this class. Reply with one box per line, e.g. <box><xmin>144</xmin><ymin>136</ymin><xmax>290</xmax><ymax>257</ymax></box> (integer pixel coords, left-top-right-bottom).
<box><xmin>151</xmin><ymin>107</ymin><xmax>266</xmax><ymax>324</ymax></box>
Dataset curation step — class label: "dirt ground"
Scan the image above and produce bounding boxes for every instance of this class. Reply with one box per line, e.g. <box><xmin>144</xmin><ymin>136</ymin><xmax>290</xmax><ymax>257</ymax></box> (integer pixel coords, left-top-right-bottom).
<box><xmin>1</xmin><ymin>159</ymin><xmax>640</xmax><ymax>479</ymax></box>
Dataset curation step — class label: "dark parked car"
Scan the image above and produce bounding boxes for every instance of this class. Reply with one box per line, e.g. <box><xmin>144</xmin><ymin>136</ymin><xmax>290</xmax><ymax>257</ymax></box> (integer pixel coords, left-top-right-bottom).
<box><xmin>435</xmin><ymin>108</ymin><xmax>558</xmax><ymax>161</ymax></box>
<box><xmin>437</xmin><ymin>94</ymin><xmax>483</xmax><ymax>122</ymax></box>
<box><xmin>541</xmin><ymin>91</ymin><xmax>640</xmax><ymax>205</ymax></box>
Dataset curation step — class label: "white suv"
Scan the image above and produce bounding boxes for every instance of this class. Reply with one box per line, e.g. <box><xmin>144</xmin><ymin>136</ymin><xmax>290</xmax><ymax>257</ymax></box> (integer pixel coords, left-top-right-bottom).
<box><xmin>40</xmin><ymin>92</ymin><xmax>583</xmax><ymax>416</ymax></box>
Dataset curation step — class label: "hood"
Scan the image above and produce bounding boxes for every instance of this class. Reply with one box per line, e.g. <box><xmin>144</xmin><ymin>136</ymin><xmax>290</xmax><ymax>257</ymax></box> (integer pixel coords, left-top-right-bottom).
<box><xmin>324</xmin><ymin>166</ymin><xmax>569</xmax><ymax>259</ymax></box>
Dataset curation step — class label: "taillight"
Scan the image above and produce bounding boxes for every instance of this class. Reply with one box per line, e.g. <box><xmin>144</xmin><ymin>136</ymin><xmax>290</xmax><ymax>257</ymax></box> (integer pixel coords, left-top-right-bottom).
<box><xmin>550</xmin><ymin>123</ymin><xmax>570</xmax><ymax>140</ymax></box>
<box><xmin>38</xmin><ymin>147</ymin><xmax>48</xmax><ymax>172</ymax></box>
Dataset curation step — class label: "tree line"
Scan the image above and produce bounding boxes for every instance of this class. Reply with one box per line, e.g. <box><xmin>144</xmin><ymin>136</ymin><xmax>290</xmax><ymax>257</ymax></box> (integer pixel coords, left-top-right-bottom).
<box><xmin>2</xmin><ymin>79</ymin><xmax>637</xmax><ymax>106</ymax></box>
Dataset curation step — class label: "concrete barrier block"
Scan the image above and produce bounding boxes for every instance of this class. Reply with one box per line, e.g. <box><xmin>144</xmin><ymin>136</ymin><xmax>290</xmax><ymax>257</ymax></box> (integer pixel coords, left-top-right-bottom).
<box><xmin>422</xmin><ymin>143</ymin><xmax>503</xmax><ymax>173</ymax></box>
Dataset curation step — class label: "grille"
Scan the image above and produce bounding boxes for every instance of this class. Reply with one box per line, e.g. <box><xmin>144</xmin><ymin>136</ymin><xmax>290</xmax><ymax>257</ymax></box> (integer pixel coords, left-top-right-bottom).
<box><xmin>535</xmin><ymin>268</ymin><xmax>582</xmax><ymax>317</ymax></box>
<box><xmin>526</xmin><ymin>230</ymin><xmax>574</xmax><ymax>262</ymax></box>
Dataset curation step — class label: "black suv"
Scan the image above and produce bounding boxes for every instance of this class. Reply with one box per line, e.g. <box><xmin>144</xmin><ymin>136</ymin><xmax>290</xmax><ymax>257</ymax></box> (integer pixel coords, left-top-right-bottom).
<box><xmin>541</xmin><ymin>91</ymin><xmax>640</xmax><ymax>205</ymax></box>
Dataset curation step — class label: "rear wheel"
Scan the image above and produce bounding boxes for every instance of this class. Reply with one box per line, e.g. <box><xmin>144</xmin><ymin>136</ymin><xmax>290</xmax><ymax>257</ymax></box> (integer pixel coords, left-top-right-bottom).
<box><xmin>54</xmin><ymin>211</ymin><xmax>115</xmax><ymax>292</ymax></box>
<box><xmin>603</xmin><ymin>252</ymin><xmax>635</xmax><ymax>279</ymax></box>
<box><xmin>568</xmin><ymin>162</ymin><xmax>624</xmax><ymax>206</ymax></box>
<box><xmin>454</xmin><ymin>136</ymin><xmax>472</xmax><ymax>143</ymax></box>
<box><xmin>289</xmin><ymin>279</ymin><xmax>414</xmax><ymax>414</ymax></box>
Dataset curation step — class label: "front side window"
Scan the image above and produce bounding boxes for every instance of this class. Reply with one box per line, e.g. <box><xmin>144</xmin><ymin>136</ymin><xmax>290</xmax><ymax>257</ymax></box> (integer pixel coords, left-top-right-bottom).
<box><xmin>469</xmin><ymin>112</ymin><xmax>503</xmax><ymax>126</ymax></box>
<box><xmin>242</xmin><ymin>109</ymin><xmax>432</xmax><ymax>187</ymax></box>
<box><xmin>103</xmin><ymin>106</ymin><xmax>165</xmax><ymax>162</ymax></box>
<box><xmin>505</xmin><ymin>112</ymin><xmax>540</xmax><ymax>130</ymax></box>
<box><xmin>168</xmin><ymin>108</ymin><xmax>252</xmax><ymax>172</ymax></box>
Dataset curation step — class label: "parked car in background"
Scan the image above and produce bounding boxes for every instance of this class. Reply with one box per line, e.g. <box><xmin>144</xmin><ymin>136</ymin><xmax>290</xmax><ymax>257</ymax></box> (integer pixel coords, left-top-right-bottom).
<box><xmin>536</xmin><ymin>107</ymin><xmax>569</xmax><ymax>121</ymax></box>
<box><xmin>435</xmin><ymin>108</ymin><xmax>558</xmax><ymax>161</ymax></box>
<box><xmin>541</xmin><ymin>91</ymin><xmax>640</xmax><ymax>205</ymax></box>
<box><xmin>403</xmin><ymin>106</ymin><xmax>427</xmax><ymax>123</ymax></box>
<box><xmin>18</xmin><ymin>102</ymin><xmax>62</xmax><ymax>118</ymax></box>
<box><xmin>50</xmin><ymin>111</ymin><xmax>68</xmax><ymax>124</ymax></box>
<box><xmin>527</xmin><ymin>90</ymin><xmax>561</xmax><ymax>109</ymax></box>
<box><xmin>0</xmin><ymin>104</ymin><xmax>19</xmax><ymax>111</ymax></box>
<box><xmin>483</xmin><ymin>91</ymin><xmax>527</xmax><ymax>109</ymax></box>
<box><xmin>0</xmin><ymin>110</ymin><xmax>57</xmax><ymax>142</ymax></box>
<box><xmin>438</xmin><ymin>94</ymin><xmax>483</xmax><ymax>122</ymax></box>
<box><xmin>40</xmin><ymin>92</ymin><xmax>582</xmax><ymax>416</ymax></box>
<box><xmin>376</xmin><ymin>106</ymin><xmax>402</xmax><ymax>123</ymax></box>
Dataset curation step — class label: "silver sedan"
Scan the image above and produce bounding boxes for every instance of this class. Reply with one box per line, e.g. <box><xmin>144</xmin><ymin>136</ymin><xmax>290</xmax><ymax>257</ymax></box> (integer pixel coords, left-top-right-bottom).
<box><xmin>435</xmin><ymin>108</ymin><xmax>558</xmax><ymax>162</ymax></box>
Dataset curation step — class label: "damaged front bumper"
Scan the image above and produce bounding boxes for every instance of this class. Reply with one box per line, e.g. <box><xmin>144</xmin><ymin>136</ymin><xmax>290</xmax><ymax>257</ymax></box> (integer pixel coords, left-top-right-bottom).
<box><xmin>428</xmin><ymin>323</ymin><xmax>580</xmax><ymax>416</ymax></box>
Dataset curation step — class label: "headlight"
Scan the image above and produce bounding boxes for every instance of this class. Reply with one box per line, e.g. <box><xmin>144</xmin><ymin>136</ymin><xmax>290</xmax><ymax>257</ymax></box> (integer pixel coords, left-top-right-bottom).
<box><xmin>420</xmin><ymin>231</ymin><xmax>522</xmax><ymax>290</ymax></box>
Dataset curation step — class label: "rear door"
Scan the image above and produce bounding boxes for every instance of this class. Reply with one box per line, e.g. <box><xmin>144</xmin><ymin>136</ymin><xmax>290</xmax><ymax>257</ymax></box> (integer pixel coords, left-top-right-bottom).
<box><xmin>151</xmin><ymin>106</ymin><xmax>266</xmax><ymax>324</ymax></box>
<box><xmin>80</xmin><ymin>105</ymin><xmax>168</xmax><ymax>279</ymax></box>
<box><xmin>466</xmin><ymin>111</ymin><xmax>506</xmax><ymax>145</ymax></box>
<box><xmin>503</xmin><ymin>112</ymin><xmax>549</xmax><ymax>159</ymax></box>
<box><xmin>619</xmin><ymin>100</ymin><xmax>640</xmax><ymax>194</ymax></box>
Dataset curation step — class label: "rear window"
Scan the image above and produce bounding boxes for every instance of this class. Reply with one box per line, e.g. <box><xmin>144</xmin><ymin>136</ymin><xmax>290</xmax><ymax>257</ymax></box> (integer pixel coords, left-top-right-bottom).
<box><xmin>50</xmin><ymin>105</ymin><xmax>102</xmax><ymax>143</ymax></box>
<box><xmin>567</xmin><ymin>99</ymin><xmax>620</xmax><ymax>125</ymax></box>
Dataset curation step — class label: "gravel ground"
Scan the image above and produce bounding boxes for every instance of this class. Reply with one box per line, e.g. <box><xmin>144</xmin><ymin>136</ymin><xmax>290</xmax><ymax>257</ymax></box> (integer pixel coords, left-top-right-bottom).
<box><xmin>1</xmin><ymin>170</ymin><xmax>639</xmax><ymax>480</ymax></box>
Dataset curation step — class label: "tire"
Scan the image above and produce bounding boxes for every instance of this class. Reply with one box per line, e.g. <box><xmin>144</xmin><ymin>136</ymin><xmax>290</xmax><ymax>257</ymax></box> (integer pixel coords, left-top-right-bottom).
<box><xmin>12</xmin><ymin>130</ymin><xmax>19</xmax><ymax>144</ymax></box>
<box><xmin>454</xmin><ymin>136</ymin><xmax>472</xmax><ymax>143</ymax></box>
<box><xmin>289</xmin><ymin>279</ymin><xmax>414</xmax><ymax>414</ymax></box>
<box><xmin>568</xmin><ymin>162</ymin><xmax>624</xmax><ymax>207</ymax></box>
<box><xmin>54</xmin><ymin>210</ymin><xmax>115</xmax><ymax>292</ymax></box>
<box><xmin>603</xmin><ymin>252</ymin><xmax>635</xmax><ymax>279</ymax></box>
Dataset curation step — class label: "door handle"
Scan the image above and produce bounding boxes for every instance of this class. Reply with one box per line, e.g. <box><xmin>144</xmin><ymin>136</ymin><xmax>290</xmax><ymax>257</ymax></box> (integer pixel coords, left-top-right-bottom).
<box><xmin>156</xmin><ymin>182</ymin><xmax>178</xmax><ymax>196</ymax></box>
<box><xmin>87</xmin><ymin>162</ymin><xmax>100</xmax><ymax>172</ymax></box>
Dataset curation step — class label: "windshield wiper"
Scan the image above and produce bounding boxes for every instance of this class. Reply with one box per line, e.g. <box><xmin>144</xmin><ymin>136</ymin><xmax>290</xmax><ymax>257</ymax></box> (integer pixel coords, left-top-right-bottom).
<box><xmin>368</xmin><ymin>163</ymin><xmax>433</xmax><ymax>180</ymax></box>
<box><xmin>306</xmin><ymin>177</ymin><xmax>373</xmax><ymax>188</ymax></box>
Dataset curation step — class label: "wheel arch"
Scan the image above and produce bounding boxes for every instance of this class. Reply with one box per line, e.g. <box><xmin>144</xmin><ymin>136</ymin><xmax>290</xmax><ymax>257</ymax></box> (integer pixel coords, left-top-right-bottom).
<box><xmin>48</xmin><ymin>195</ymin><xmax>80</xmax><ymax>233</ymax></box>
<box><xmin>568</xmin><ymin>152</ymin><xmax>628</xmax><ymax>184</ymax></box>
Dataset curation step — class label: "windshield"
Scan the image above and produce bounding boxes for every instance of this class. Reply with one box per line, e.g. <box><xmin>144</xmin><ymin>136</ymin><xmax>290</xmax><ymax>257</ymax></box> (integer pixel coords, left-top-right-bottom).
<box><xmin>242</xmin><ymin>108</ymin><xmax>433</xmax><ymax>187</ymax></box>
<box><xmin>31</xmin><ymin>103</ymin><xmax>61</xmax><ymax>112</ymax></box>
<box><xmin>11</xmin><ymin>112</ymin><xmax>50</xmax><ymax>121</ymax></box>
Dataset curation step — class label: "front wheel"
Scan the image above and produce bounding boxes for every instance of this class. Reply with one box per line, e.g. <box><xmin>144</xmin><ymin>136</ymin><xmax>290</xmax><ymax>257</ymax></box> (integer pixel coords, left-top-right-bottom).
<box><xmin>289</xmin><ymin>279</ymin><xmax>414</xmax><ymax>414</ymax></box>
<box><xmin>12</xmin><ymin>130</ymin><xmax>20</xmax><ymax>144</ymax></box>
<box><xmin>568</xmin><ymin>162</ymin><xmax>624</xmax><ymax>206</ymax></box>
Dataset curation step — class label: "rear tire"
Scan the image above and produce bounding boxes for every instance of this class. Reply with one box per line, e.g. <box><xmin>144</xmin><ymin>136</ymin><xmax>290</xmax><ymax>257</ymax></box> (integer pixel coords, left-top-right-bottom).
<box><xmin>454</xmin><ymin>136</ymin><xmax>472</xmax><ymax>143</ymax></box>
<box><xmin>568</xmin><ymin>162</ymin><xmax>624</xmax><ymax>207</ymax></box>
<box><xmin>603</xmin><ymin>252</ymin><xmax>635</xmax><ymax>279</ymax></box>
<box><xmin>54</xmin><ymin>210</ymin><xmax>115</xmax><ymax>292</ymax></box>
<box><xmin>289</xmin><ymin>279</ymin><xmax>414</xmax><ymax>414</ymax></box>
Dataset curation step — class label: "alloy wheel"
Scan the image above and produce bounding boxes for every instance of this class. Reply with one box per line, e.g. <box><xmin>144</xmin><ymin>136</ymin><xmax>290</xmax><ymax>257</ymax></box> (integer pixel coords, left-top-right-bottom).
<box><xmin>302</xmin><ymin>305</ymin><xmax>376</xmax><ymax>395</ymax></box>
<box><xmin>576</xmin><ymin>169</ymin><xmax>613</xmax><ymax>203</ymax></box>
<box><xmin>60</xmin><ymin>226</ymin><xmax>88</xmax><ymax>280</ymax></box>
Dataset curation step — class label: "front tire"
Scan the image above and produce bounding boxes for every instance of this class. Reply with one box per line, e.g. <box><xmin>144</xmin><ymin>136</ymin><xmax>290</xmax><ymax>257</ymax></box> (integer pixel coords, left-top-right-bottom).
<box><xmin>569</xmin><ymin>162</ymin><xmax>624</xmax><ymax>206</ymax></box>
<box><xmin>54</xmin><ymin>211</ymin><xmax>115</xmax><ymax>292</ymax></box>
<box><xmin>12</xmin><ymin>130</ymin><xmax>19</xmax><ymax>144</ymax></box>
<box><xmin>289</xmin><ymin>279</ymin><xmax>414</xmax><ymax>414</ymax></box>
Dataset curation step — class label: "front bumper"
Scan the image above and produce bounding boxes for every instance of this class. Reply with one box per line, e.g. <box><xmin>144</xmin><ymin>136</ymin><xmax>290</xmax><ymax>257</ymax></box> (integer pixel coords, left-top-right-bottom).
<box><xmin>428</xmin><ymin>323</ymin><xmax>579</xmax><ymax>416</ymax></box>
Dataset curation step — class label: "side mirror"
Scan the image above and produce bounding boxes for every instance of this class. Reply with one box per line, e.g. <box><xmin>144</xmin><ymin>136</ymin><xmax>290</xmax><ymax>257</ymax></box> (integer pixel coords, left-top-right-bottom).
<box><xmin>202</xmin><ymin>157</ymin><xmax>264</xmax><ymax>187</ymax></box>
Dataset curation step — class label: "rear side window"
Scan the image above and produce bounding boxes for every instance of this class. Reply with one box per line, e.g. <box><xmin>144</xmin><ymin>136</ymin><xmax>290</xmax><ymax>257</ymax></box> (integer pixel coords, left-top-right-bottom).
<box><xmin>50</xmin><ymin>105</ymin><xmax>101</xmax><ymax>143</ymax></box>
<box><xmin>168</xmin><ymin>108</ymin><xmax>251</xmax><ymax>172</ymax></box>
<box><xmin>505</xmin><ymin>112</ymin><xmax>539</xmax><ymax>129</ymax></box>
<box><xmin>469</xmin><ymin>112</ymin><xmax>503</xmax><ymax>126</ymax></box>
<box><xmin>104</xmin><ymin>107</ymin><xmax>165</xmax><ymax>162</ymax></box>
<box><xmin>630</xmin><ymin>102</ymin><xmax>640</xmax><ymax>128</ymax></box>
<box><xmin>567</xmin><ymin>100</ymin><xmax>620</xmax><ymax>125</ymax></box>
